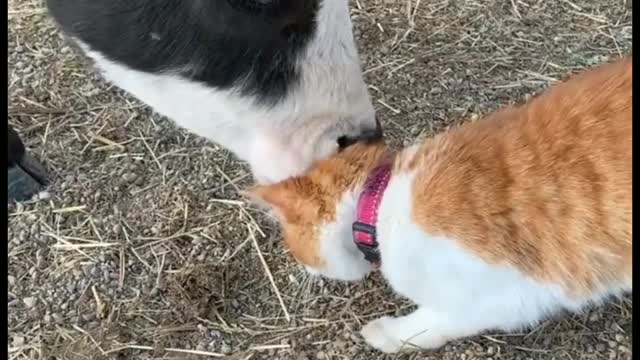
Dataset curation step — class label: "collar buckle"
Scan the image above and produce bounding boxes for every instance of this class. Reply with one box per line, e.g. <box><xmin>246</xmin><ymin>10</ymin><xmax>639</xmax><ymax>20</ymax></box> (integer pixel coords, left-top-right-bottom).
<box><xmin>352</xmin><ymin>221</ymin><xmax>380</xmax><ymax>263</ymax></box>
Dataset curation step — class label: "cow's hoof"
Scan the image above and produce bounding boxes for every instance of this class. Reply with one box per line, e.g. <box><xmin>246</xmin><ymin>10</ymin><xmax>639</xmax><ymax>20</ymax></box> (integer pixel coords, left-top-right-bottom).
<box><xmin>8</xmin><ymin>152</ymin><xmax>49</xmax><ymax>202</ymax></box>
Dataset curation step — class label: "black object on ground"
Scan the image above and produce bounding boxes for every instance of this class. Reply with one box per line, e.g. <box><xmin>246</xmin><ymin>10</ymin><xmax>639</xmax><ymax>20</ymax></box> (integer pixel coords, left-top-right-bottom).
<box><xmin>8</xmin><ymin>125</ymin><xmax>49</xmax><ymax>202</ymax></box>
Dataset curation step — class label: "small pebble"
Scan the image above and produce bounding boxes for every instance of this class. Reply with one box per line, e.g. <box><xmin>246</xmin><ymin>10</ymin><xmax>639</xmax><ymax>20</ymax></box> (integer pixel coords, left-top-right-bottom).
<box><xmin>122</xmin><ymin>173</ymin><xmax>138</xmax><ymax>182</ymax></box>
<box><xmin>87</xmin><ymin>321</ymin><xmax>100</xmax><ymax>329</ymax></box>
<box><xmin>13</xmin><ymin>335</ymin><xmax>25</xmax><ymax>347</ymax></box>
<box><xmin>220</xmin><ymin>343</ymin><xmax>232</xmax><ymax>354</ymax></box>
<box><xmin>102</xmin><ymin>269</ymin><xmax>111</xmax><ymax>282</ymax></box>
<box><xmin>618</xmin><ymin>345</ymin><xmax>630</xmax><ymax>354</ymax></box>
<box><xmin>23</xmin><ymin>297</ymin><xmax>37</xmax><ymax>309</ymax></box>
<box><xmin>52</xmin><ymin>313</ymin><xmax>64</xmax><ymax>324</ymax></box>
<box><xmin>315</xmin><ymin>351</ymin><xmax>326</xmax><ymax>360</ymax></box>
<box><xmin>37</xmin><ymin>191</ymin><xmax>51</xmax><ymax>200</ymax></box>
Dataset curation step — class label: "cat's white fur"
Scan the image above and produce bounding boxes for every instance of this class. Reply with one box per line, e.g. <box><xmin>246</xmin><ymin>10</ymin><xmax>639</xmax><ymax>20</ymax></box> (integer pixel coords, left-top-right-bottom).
<box><xmin>312</xmin><ymin>171</ymin><xmax>631</xmax><ymax>353</ymax></box>
<box><xmin>315</xmin><ymin>190</ymin><xmax>374</xmax><ymax>280</ymax></box>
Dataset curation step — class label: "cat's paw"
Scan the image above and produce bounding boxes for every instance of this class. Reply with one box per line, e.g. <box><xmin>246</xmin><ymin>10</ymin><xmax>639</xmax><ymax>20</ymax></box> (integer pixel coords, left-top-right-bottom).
<box><xmin>360</xmin><ymin>317</ymin><xmax>407</xmax><ymax>353</ymax></box>
<box><xmin>361</xmin><ymin>313</ymin><xmax>451</xmax><ymax>353</ymax></box>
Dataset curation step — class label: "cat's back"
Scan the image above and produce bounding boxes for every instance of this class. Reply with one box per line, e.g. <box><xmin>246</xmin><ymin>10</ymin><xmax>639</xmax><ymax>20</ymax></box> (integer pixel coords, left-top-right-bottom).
<box><xmin>408</xmin><ymin>57</ymin><xmax>632</xmax><ymax>294</ymax></box>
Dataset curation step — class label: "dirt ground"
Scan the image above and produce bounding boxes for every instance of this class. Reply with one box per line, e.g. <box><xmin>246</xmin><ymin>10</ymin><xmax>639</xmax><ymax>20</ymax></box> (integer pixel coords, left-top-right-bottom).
<box><xmin>8</xmin><ymin>0</ymin><xmax>632</xmax><ymax>359</ymax></box>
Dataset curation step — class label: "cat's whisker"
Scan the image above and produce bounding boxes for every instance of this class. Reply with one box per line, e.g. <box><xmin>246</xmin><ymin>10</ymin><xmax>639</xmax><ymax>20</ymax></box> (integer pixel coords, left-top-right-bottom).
<box><xmin>290</xmin><ymin>275</ymin><xmax>305</xmax><ymax>308</ymax></box>
<box><xmin>292</xmin><ymin>266</ymin><xmax>314</xmax><ymax>313</ymax></box>
<box><xmin>282</xmin><ymin>268</ymin><xmax>304</xmax><ymax>293</ymax></box>
<box><xmin>300</xmin><ymin>273</ymin><xmax>325</xmax><ymax>313</ymax></box>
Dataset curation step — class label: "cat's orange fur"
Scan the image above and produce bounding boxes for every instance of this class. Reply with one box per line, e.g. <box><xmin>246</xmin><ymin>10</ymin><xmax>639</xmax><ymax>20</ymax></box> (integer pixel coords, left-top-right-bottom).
<box><xmin>249</xmin><ymin>56</ymin><xmax>632</xmax><ymax>296</ymax></box>
<box><xmin>406</xmin><ymin>56</ymin><xmax>633</xmax><ymax>295</ymax></box>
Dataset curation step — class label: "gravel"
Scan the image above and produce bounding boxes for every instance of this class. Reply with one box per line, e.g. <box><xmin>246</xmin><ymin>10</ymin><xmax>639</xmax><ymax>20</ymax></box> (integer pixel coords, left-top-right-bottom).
<box><xmin>8</xmin><ymin>0</ymin><xmax>632</xmax><ymax>359</ymax></box>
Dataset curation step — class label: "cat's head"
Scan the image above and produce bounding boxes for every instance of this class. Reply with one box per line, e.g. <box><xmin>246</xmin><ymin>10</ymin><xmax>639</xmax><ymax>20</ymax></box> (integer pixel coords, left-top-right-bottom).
<box><xmin>245</xmin><ymin>142</ymin><xmax>389</xmax><ymax>281</ymax></box>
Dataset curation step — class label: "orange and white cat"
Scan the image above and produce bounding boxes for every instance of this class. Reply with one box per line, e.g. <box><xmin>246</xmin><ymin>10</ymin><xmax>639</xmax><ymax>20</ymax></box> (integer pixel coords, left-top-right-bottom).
<box><xmin>246</xmin><ymin>57</ymin><xmax>632</xmax><ymax>353</ymax></box>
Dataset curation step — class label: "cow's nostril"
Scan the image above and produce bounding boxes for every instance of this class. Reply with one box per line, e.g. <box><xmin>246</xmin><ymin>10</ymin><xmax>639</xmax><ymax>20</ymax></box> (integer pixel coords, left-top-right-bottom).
<box><xmin>337</xmin><ymin>127</ymin><xmax>383</xmax><ymax>151</ymax></box>
<box><xmin>358</xmin><ymin>125</ymin><xmax>384</xmax><ymax>143</ymax></box>
<box><xmin>371</xmin><ymin>120</ymin><xmax>384</xmax><ymax>140</ymax></box>
<box><xmin>337</xmin><ymin>135</ymin><xmax>358</xmax><ymax>150</ymax></box>
<box><xmin>375</xmin><ymin>117</ymin><xmax>383</xmax><ymax>136</ymax></box>
<box><xmin>337</xmin><ymin>118</ymin><xmax>384</xmax><ymax>151</ymax></box>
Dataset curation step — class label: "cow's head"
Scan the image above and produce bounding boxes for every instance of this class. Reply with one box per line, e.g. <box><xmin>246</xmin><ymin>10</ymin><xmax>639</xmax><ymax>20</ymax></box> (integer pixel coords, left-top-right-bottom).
<box><xmin>47</xmin><ymin>0</ymin><xmax>381</xmax><ymax>183</ymax></box>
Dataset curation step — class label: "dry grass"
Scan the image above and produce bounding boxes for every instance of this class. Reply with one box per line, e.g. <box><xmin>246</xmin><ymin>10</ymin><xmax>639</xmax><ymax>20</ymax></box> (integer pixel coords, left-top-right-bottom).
<box><xmin>8</xmin><ymin>0</ymin><xmax>632</xmax><ymax>359</ymax></box>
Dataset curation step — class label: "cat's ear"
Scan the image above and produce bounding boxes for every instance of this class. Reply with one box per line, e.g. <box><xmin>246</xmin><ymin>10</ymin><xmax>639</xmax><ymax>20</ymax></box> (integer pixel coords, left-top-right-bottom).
<box><xmin>242</xmin><ymin>183</ymin><xmax>302</xmax><ymax>221</ymax></box>
<box><xmin>242</xmin><ymin>185</ymin><xmax>283</xmax><ymax>210</ymax></box>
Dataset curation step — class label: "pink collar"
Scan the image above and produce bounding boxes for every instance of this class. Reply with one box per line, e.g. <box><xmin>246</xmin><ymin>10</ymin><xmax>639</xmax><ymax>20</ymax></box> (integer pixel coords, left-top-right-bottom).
<box><xmin>352</xmin><ymin>163</ymin><xmax>392</xmax><ymax>267</ymax></box>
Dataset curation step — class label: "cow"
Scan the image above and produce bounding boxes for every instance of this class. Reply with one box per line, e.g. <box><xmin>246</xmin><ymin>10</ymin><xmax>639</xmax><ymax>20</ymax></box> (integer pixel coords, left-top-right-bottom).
<box><xmin>39</xmin><ymin>0</ymin><xmax>382</xmax><ymax>187</ymax></box>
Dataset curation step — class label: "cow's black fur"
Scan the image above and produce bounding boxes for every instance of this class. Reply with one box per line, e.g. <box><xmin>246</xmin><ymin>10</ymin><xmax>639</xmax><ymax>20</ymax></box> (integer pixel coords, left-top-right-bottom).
<box><xmin>46</xmin><ymin>0</ymin><xmax>320</xmax><ymax>105</ymax></box>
